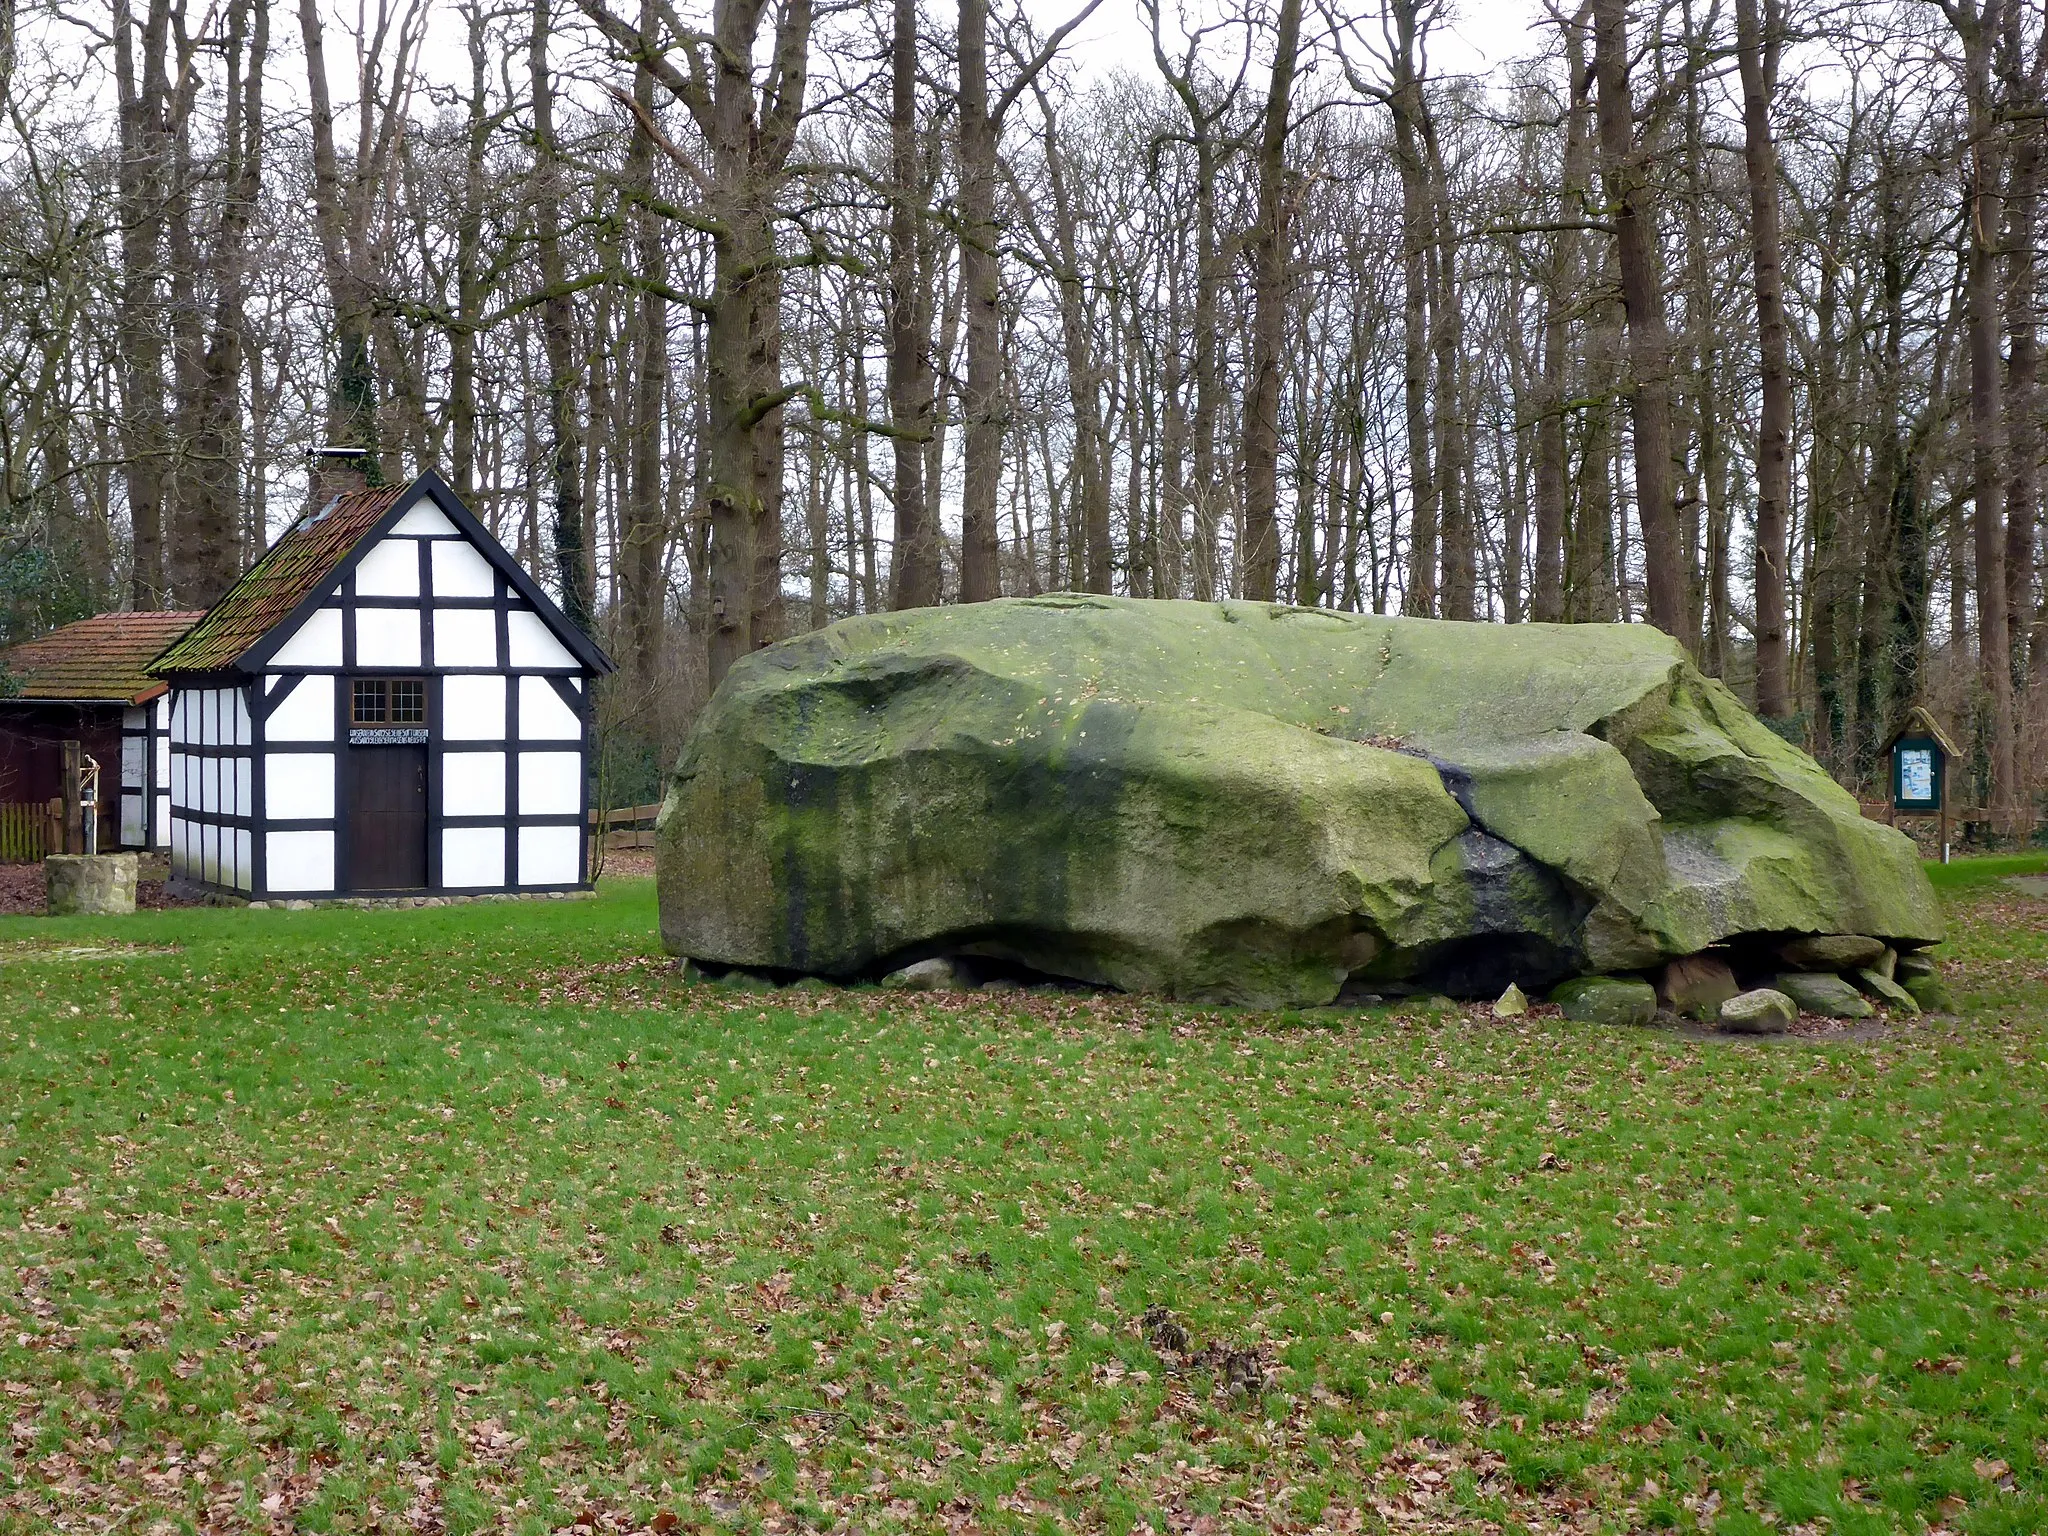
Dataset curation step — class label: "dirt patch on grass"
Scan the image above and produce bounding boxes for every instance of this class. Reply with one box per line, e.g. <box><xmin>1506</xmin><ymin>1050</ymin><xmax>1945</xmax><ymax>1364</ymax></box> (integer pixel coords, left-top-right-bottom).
<box><xmin>0</xmin><ymin>858</ymin><xmax>197</xmax><ymax>917</ymax></box>
<box><xmin>594</xmin><ymin>847</ymin><xmax>655</xmax><ymax>880</ymax></box>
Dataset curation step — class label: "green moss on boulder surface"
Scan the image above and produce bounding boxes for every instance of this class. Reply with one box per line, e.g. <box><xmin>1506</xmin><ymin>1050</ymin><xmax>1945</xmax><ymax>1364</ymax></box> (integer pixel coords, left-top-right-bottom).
<box><xmin>657</xmin><ymin>597</ymin><xmax>1941</xmax><ymax>1007</ymax></box>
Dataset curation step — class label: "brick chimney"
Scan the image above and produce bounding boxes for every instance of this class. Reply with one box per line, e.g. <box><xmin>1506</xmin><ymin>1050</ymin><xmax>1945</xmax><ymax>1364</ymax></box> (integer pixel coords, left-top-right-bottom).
<box><xmin>308</xmin><ymin>445</ymin><xmax>373</xmax><ymax>518</ymax></box>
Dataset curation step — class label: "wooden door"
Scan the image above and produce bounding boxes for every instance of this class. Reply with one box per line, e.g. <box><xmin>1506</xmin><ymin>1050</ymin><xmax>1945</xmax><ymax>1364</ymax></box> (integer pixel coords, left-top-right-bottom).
<box><xmin>347</xmin><ymin>746</ymin><xmax>427</xmax><ymax>890</ymax></box>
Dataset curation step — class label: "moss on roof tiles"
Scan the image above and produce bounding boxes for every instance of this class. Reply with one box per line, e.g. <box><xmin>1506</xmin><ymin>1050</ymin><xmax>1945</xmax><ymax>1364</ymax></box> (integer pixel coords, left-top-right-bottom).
<box><xmin>0</xmin><ymin>611</ymin><xmax>206</xmax><ymax>704</ymax></box>
<box><xmin>151</xmin><ymin>485</ymin><xmax>406</xmax><ymax>675</ymax></box>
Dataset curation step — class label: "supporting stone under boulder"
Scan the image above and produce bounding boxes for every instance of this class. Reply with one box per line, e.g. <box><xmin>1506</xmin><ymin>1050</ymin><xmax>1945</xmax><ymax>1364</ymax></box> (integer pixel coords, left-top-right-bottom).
<box><xmin>658</xmin><ymin>597</ymin><xmax>1943</xmax><ymax>1009</ymax></box>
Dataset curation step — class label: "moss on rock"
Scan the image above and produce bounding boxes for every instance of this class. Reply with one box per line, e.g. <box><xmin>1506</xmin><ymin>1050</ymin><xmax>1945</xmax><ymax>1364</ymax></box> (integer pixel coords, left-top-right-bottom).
<box><xmin>658</xmin><ymin>597</ymin><xmax>1942</xmax><ymax>1008</ymax></box>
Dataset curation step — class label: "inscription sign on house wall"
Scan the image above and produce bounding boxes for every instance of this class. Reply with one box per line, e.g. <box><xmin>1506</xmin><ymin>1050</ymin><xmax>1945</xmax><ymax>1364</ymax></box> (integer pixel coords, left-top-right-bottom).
<box><xmin>349</xmin><ymin>727</ymin><xmax>430</xmax><ymax>746</ymax></box>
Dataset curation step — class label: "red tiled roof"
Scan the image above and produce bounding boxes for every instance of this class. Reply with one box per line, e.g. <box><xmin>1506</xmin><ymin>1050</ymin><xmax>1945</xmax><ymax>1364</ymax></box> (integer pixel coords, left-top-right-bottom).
<box><xmin>0</xmin><ymin>611</ymin><xmax>205</xmax><ymax>704</ymax></box>
<box><xmin>151</xmin><ymin>484</ymin><xmax>408</xmax><ymax>675</ymax></box>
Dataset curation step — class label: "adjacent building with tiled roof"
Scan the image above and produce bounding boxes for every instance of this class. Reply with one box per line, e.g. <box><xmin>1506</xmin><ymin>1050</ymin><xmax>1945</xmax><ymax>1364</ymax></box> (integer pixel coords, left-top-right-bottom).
<box><xmin>145</xmin><ymin>469</ymin><xmax>612</xmax><ymax>902</ymax></box>
<box><xmin>0</xmin><ymin>611</ymin><xmax>200</xmax><ymax>850</ymax></box>
<box><xmin>2</xmin><ymin>611</ymin><xmax>202</xmax><ymax>704</ymax></box>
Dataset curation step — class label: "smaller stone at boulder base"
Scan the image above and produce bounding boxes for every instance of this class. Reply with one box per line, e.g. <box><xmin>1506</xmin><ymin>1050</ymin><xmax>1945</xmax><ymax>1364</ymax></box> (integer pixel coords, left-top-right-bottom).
<box><xmin>1551</xmin><ymin>975</ymin><xmax>1658</xmax><ymax>1028</ymax></box>
<box><xmin>1493</xmin><ymin>983</ymin><xmax>1528</xmax><ymax>1018</ymax></box>
<box><xmin>786</xmin><ymin>976</ymin><xmax>834</xmax><ymax>992</ymax></box>
<box><xmin>714</xmin><ymin>967</ymin><xmax>780</xmax><ymax>993</ymax></box>
<box><xmin>1657</xmin><ymin>953</ymin><xmax>1740</xmax><ymax>1020</ymax></box>
<box><xmin>882</xmin><ymin>957</ymin><xmax>970</xmax><ymax>992</ymax></box>
<box><xmin>1852</xmin><ymin>967</ymin><xmax>1920</xmax><ymax>1014</ymax></box>
<box><xmin>1869</xmin><ymin>947</ymin><xmax>1897</xmax><ymax>981</ymax></box>
<box><xmin>1719</xmin><ymin>988</ymin><xmax>1797</xmax><ymax>1034</ymax></box>
<box><xmin>1778</xmin><ymin>934</ymin><xmax>1888</xmax><ymax>971</ymax></box>
<box><xmin>1901</xmin><ymin>972</ymin><xmax>1954</xmax><ymax>1013</ymax></box>
<box><xmin>1774</xmin><ymin>972</ymin><xmax>1875</xmax><ymax>1019</ymax></box>
<box><xmin>1894</xmin><ymin>951</ymin><xmax>1939</xmax><ymax>980</ymax></box>
<box><xmin>981</xmin><ymin>978</ymin><xmax>1025</xmax><ymax>993</ymax></box>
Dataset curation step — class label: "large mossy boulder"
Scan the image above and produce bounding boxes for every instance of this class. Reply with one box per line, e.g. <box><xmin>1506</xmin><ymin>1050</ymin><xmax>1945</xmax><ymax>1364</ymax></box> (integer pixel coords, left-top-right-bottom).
<box><xmin>657</xmin><ymin>596</ymin><xmax>1941</xmax><ymax>1007</ymax></box>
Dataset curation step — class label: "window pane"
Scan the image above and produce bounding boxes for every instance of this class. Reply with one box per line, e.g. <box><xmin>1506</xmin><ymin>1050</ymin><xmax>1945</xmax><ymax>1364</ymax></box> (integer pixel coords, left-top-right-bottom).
<box><xmin>390</xmin><ymin>680</ymin><xmax>426</xmax><ymax>724</ymax></box>
<box><xmin>352</xmin><ymin>680</ymin><xmax>387</xmax><ymax>723</ymax></box>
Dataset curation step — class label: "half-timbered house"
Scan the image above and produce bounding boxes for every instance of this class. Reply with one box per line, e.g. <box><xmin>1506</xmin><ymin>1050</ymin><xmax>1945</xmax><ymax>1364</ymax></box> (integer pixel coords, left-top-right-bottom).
<box><xmin>149</xmin><ymin>470</ymin><xmax>613</xmax><ymax>900</ymax></box>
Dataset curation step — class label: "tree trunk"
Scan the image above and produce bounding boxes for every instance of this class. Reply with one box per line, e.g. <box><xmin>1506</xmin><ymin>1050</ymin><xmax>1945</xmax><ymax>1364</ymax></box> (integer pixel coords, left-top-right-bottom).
<box><xmin>1035</xmin><ymin>89</ymin><xmax>1113</xmax><ymax>593</ymax></box>
<box><xmin>956</xmin><ymin>0</ymin><xmax>1001</xmax><ymax>601</ymax></box>
<box><xmin>299</xmin><ymin>0</ymin><xmax>382</xmax><ymax>479</ymax></box>
<box><xmin>1238</xmin><ymin>0</ymin><xmax>1300</xmax><ymax>603</ymax></box>
<box><xmin>886</xmin><ymin>0</ymin><xmax>940</xmax><ymax>609</ymax></box>
<box><xmin>1421</xmin><ymin>111</ymin><xmax>1471</xmax><ymax>619</ymax></box>
<box><xmin>1592</xmin><ymin>0</ymin><xmax>1685</xmax><ymax>639</ymax></box>
<box><xmin>1389</xmin><ymin>0</ymin><xmax>1435</xmax><ymax>616</ymax></box>
<box><xmin>621</xmin><ymin>3</ymin><xmax>668</xmax><ymax>704</ymax></box>
<box><xmin>532</xmin><ymin>0</ymin><xmax>593</xmax><ymax>633</ymax></box>
<box><xmin>1955</xmin><ymin>0</ymin><xmax>2019</xmax><ymax>823</ymax></box>
<box><xmin>113</xmin><ymin>0</ymin><xmax>172</xmax><ymax>606</ymax></box>
<box><xmin>1999</xmin><ymin>0</ymin><xmax>2042</xmax><ymax>697</ymax></box>
<box><xmin>1735</xmin><ymin>0</ymin><xmax>1793</xmax><ymax>715</ymax></box>
<box><xmin>176</xmin><ymin>0</ymin><xmax>261</xmax><ymax>607</ymax></box>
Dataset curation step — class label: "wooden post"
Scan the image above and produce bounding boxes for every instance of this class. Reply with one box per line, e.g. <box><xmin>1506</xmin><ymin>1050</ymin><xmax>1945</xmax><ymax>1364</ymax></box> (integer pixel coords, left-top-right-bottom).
<box><xmin>1940</xmin><ymin>757</ymin><xmax>1951</xmax><ymax>865</ymax></box>
<box><xmin>60</xmin><ymin>741</ymin><xmax>83</xmax><ymax>855</ymax></box>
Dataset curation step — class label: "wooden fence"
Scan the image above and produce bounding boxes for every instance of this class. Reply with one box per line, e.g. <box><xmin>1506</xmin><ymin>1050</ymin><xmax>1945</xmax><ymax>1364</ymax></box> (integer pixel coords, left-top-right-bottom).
<box><xmin>588</xmin><ymin>802</ymin><xmax>662</xmax><ymax>852</ymax></box>
<box><xmin>0</xmin><ymin>801</ymin><xmax>56</xmax><ymax>863</ymax></box>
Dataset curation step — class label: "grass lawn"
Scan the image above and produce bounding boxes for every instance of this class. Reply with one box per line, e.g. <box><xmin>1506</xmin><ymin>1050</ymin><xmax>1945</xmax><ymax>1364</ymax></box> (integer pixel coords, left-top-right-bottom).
<box><xmin>1</xmin><ymin>863</ymin><xmax>2045</xmax><ymax>1535</ymax></box>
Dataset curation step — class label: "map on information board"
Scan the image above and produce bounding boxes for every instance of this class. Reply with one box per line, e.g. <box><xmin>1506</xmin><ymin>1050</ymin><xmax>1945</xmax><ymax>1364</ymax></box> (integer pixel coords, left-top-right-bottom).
<box><xmin>1898</xmin><ymin>746</ymin><xmax>1934</xmax><ymax>804</ymax></box>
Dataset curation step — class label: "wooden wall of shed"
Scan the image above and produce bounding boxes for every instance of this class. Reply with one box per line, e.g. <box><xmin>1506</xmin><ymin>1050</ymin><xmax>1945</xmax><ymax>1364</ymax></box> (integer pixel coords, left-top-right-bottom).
<box><xmin>0</xmin><ymin>704</ymin><xmax>123</xmax><ymax>849</ymax></box>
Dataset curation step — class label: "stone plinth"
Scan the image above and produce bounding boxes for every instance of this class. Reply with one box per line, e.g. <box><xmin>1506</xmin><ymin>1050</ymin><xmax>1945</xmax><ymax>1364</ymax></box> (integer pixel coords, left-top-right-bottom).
<box><xmin>45</xmin><ymin>853</ymin><xmax>139</xmax><ymax>916</ymax></box>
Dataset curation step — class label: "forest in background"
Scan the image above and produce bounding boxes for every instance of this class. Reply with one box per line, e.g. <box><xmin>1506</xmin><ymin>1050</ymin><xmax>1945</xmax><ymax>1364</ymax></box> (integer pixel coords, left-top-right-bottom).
<box><xmin>0</xmin><ymin>0</ymin><xmax>2043</xmax><ymax>824</ymax></box>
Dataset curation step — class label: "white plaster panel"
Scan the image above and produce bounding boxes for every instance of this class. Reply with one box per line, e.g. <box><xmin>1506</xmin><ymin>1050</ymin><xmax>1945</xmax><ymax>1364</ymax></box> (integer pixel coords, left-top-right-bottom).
<box><xmin>518</xmin><ymin>751</ymin><xmax>582</xmax><ymax>816</ymax></box>
<box><xmin>201</xmin><ymin>823</ymin><xmax>218</xmax><ymax>884</ymax></box>
<box><xmin>431</xmin><ymin>538</ymin><xmax>496</xmax><ymax>598</ymax></box>
<box><xmin>236</xmin><ymin>757</ymin><xmax>251</xmax><ymax>818</ymax></box>
<box><xmin>442</xmin><ymin>826</ymin><xmax>506</xmax><ymax>888</ymax></box>
<box><xmin>154</xmin><ymin>735</ymin><xmax>168</xmax><ymax>782</ymax></box>
<box><xmin>266</xmin><ymin>830</ymin><xmax>335</xmax><ymax>893</ymax></box>
<box><xmin>153</xmin><ymin>796</ymin><xmax>168</xmax><ymax>847</ymax></box>
<box><xmin>233</xmin><ymin>829</ymin><xmax>253</xmax><ymax>892</ymax></box>
<box><xmin>441</xmin><ymin>751</ymin><xmax>505</xmax><ymax>816</ymax></box>
<box><xmin>268</xmin><ymin>752</ymin><xmax>333</xmax><ymax>820</ymax></box>
<box><xmin>123</xmin><ymin>706</ymin><xmax>147</xmax><ymax>731</ymax></box>
<box><xmin>507</xmin><ymin>609</ymin><xmax>575</xmax><ymax>670</ymax></box>
<box><xmin>120</xmin><ymin>794</ymin><xmax>144</xmax><ymax>847</ymax></box>
<box><xmin>199</xmin><ymin>759</ymin><xmax>217</xmax><ymax>815</ymax></box>
<box><xmin>391</xmin><ymin>500</ymin><xmax>458</xmax><ymax>536</ymax></box>
<box><xmin>169</xmin><ymin>819</ymin><xmax>187</xmax><ymax>877</ymax></box>
<box><xmin>355</xmin><ymin>608</ymin><xmax>422</xmax><ymax>669</ymax></box>
<box><xmin>442</xmin><ymin>673</ymin><xmax>505</xmax><ymax>739</ymax></box>
<box><xmin>518</xmin><ymin>823</ymin><xmax>581</xmax><ymax>886</ymax></box>
<box><xmin>433</xmin><ymin>609</ymin><xmax>498</xmax><ymax>668</ymax></box>
<box><xmin>233</xmin><ymin>690</ymin><xmax>252</xmax><ymax>746</ymax></box>
<box><xmin>355</xmin><ymin>536</ymin><xmax>421</xmax><ymax>597</ymax></box>
<box><xmin>270</xmin><ymin>607</ymin><xmax>345</xmax><ymax>668</ymax></box>
<box><xmin>518</xmin><ymin>676</ymin><xmax>582</xmax><ymax>740</ymax></box>
<box><xmin>169</xmin><ymin>691</ymin><xmax>187</xmax><ymax>746</ymax></box>
<box><xmin>121</xmin><ymin>734</ymin><xmax>145</xmax><ymax>790</ymax></box>
<box><xmin>155</xmin><ymin>696</ymin><xmax>169</xmax><ymax>727</ymax></box>
<box><xmin>265</xmin><ymin>675</ymin><xmax>335</xmax><ymax>741</ymax></box>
